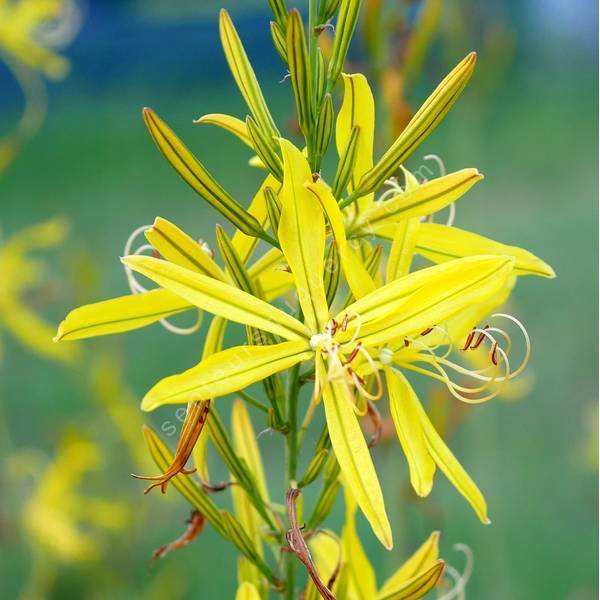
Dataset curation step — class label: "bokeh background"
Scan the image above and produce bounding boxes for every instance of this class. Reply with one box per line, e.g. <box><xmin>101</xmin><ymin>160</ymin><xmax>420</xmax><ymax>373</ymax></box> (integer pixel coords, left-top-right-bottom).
<box><xmin>1</xmin><ymin>1</ymin><xmax>597</xmax><ymax>598</ymax></box>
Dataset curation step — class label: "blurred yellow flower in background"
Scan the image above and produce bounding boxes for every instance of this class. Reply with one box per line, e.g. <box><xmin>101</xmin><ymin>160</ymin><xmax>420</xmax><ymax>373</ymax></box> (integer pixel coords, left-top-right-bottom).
<box><xmin>0</xmin><ymin>218</ymin><xmax>77</xmax><ymax>363</ymax></box>
<box><xmin>0</xmin><ymin>0</ymin><xmax>80</xmax><ymax>171</ymax></box>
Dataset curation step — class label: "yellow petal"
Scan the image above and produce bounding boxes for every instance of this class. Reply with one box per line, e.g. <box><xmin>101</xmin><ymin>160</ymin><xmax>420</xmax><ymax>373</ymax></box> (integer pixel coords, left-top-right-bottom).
<box><xmin>145</xmin><ymin>217</ymin><xmax>226</xmax><ymax>280</ymax></box>
<box><xmin>336</xmin><ymin>73</ymin><xmax>375</xmax><ymax>210</ymax></box>
<box><xmin>122</xmin><ymin>255</ymin><xmax>308</xmax><ymax>341</ymax></box>
<box><xmin>142</xmin><ymin>341</ymin><xmax>312</xmax><ymax>410</ymax></box>
<box><xmin>386</xmin><ymin>218</ymin><xmax>421</xmax><ymax>282</ymax></box>
<box><xmin>278</xmin><ymin>139</ymin><xmax>329</xmax><ymax>332</ymax></box>
<box><xmin>376</xmin><ymin>559</ymin><xmax>445</xmax><ymax>600</ymax></box>
<box><xmin>415</xmin><ymin>223</ymin><xmax>556</xmax><ymax>278</ymax></box>
<box><xmin>378</xmin><ymin>531</ymin><xmax>440</xmax><ymax>597</ymax></box>
<box><xmin>339</xmin><ymin>255</ymin><xmax>513</xmax><ymax>328</ymax></box>
<box><xmin>346</xmin><ymin>256</ymin><xmax>514</xmax><ymax>347</ymax></box>
<box><xmin>321</xmin><ymin>358</ymin><xmax>393</xmax><ymax>549</ymax></box>
<box><xmin>219</xmin><ymin>9</ymin><xmax>280</xmax><ymax>141</ymax></box>
<box><xmin>398</xmin><ymin>373</ymin><xmax>489</xmax><ymax>522</ymax></box>
<box><xmin>306</xmin><ymin>178</ymin><xmax>376</xmax><ymax>298</ymax></box>
<box><xmin>235</xmin><ymin>582</ymin><xmax>261</xmax><ymax>600</ymax></box>
<box><xmin>354</xmin><ymin>169</ymin><xmax>483</xmax><ymax>232</ymax></box>
<box><xmin>356</xmin><ymin>52</ymin><xmax>477</xmax><ymax>196</ymax></box>
<box><xmin>385</xmin><ymin>368</ymin><xmax>435</xmax><ymax>497</ymax></box>
<box><xmin>194</xmin><ymin>113</ymin><xmax>253</xmax><ymax>148</ymax></box>
<box><xmin>55</xmin><ymin>289</ymin><xmax>191</xmax><ymax>342</ymax></box>
<box><xmin>342</xmin><ymin>486</ymin><xmax>378</xmax><ymax>599</ymax></box>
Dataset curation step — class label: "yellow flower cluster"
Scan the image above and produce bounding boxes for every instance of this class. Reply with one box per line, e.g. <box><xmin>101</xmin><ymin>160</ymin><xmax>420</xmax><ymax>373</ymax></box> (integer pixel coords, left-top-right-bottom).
<box><xmin>54</xmin><ymin>1</ymin><xmax>554</xmax><ymax>597</ymax></box>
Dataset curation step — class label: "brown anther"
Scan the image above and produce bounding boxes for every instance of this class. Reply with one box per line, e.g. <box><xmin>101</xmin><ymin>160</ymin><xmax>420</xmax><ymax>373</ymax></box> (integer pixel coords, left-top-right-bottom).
<box><xmin>151</xmin><ymin>509</ymin><xmax>206</xmax><ymax>565</ymax></box>
<box><xmin>461</xmin><ymin>329</ymin><xmax>477</xmax><ymax>351</ymax></box>
<box><xmin>199</xmin><ymin>479</ymin><xmax>234</xmax><ymax>493</ymax></box>
<box><xmin>341</xmin><ymin>314</ymin><xmax>349</xmax><ymax>332</ymax></box>
<box><xmin>132</xmin><ymin>399</ymin><xmax>211</xmax><ymax>494</ymax></box>
<box><xmin>343</xmin><ymin>342</ymin><xmax>362</xmax><ymax>366</ymax></box>
<box><xmin>347</xmin><ymin>367</ymin><xmax>365</xmax><ymax>387</ymax></box>
<box><xmin>490</xmin><ymin>341</ymin><xmax>499</xmax><ymax>366</ymax></box>
<box><xmin>470</xmin><ymin>325</ymin><xmax>490</xmax><ymax>350</ymax></box>
<box><xmin>404</xmin><ymin>338</ymin><xmax>410</xmax><ymax>348</ymax></box>
<box><xmin>420</xmin><ymin>327</ymin><xmax>434</xmax><ymax>337</ymax></box>
<box><xmin>312</xmin><ymin>172</ymin><xmax>320</xmax><ymax>183</ymax></box>
<box><xmin>329</xmin><ymin>318</ymin><xmax>339</xmax><ymax>336</ymax></box>
<box><xmin>151</xmin><ymin>248</ymin><xmax>160</xmax><ymax>259</ymax></box>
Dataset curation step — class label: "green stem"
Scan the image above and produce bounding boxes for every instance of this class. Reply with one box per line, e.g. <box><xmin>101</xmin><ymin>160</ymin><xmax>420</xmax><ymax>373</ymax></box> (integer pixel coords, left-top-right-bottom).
<box><xmin>284</xmin><ymin>361</ymin><xmax>301</xmax><ymax>599</ymax></box>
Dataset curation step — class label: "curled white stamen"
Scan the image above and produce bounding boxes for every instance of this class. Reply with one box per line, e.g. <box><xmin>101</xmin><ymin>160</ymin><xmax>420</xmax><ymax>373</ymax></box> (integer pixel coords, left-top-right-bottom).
<box><xmin>123</xmin><ymin>224</ymin><xmax>153</xmax><ymax>294</ymax></box>
<box><xmin>122</xmin><ymin>224</ymin><xmax>202</xmax><ymax>336</ymax></box>
<box><xmin>422</xmin><ymin>154</ymin><xmax>456</xmax><ymax>226</ymax></box>
<box><xmin>436</xmin><ymin>543</ymin><xmax>473</xmax><ymax>600</ymax></box>
<box><xmin>423</xmin><ymin>154</ymin><xmax>447</xmax><ymax>177</ymax></box>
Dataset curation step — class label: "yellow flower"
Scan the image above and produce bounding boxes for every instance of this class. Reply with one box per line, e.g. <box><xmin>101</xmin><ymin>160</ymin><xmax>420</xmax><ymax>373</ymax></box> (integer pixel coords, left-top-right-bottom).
<box><xmin>13</xmin><ymin>432</ymin><xmax>128</xmax><ymax>562</ymax></box>
<box><xmin>55</xmin><ymin>7</ymin><xmax>554</xmax><ymax>554</ymax></box>
<box><xmin>304</xmin><ymin>485</ymin><xmax>445</xmax><ymax>600</ymax></box>
<box><xmin>0</xmin><ymin>219</ymin><xmax>76</xmax><ymax>363</ymax></box>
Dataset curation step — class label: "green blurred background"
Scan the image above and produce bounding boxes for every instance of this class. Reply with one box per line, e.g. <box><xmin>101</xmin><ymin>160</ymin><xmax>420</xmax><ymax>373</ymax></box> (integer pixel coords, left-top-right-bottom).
<box><xmin>1</xmin><ymin>1</ymin><xmax>597</xmax><ymax>598</ymax></box>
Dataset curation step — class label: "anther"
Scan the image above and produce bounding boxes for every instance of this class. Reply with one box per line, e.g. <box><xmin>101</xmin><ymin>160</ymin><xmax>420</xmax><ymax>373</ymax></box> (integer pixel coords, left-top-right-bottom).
<box><xmin>470</xmin><ymin>325</ymin><xmax>489</xmax><ymax>350</ymax></box>
<box><xmin>343</xmin><ymin>342</ymin><xmax>362</xmax><ymax>366</ymax></box>
<box><xmin>341</xmin><ymin>314</ymin><xmax>349</xmax><ymax>332</ymax></box>
<box><xmin>420</xmin><ymin>327</ymin><xmax>434</xmax><ymax>337</ymax></box>
<box><xmin>461</xmin><ymin>329</ymin><xmax>476</xmax><ymax>351</ymax></box>
<box><xmin>404</xmin><ymin>337</ymin><xmax>410</xmax><ymax>348</ymax></box>
<box><xmin>490</xmin><ymin>341</ymin><xmax>499</xmax><ymax>366</ymax></box>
